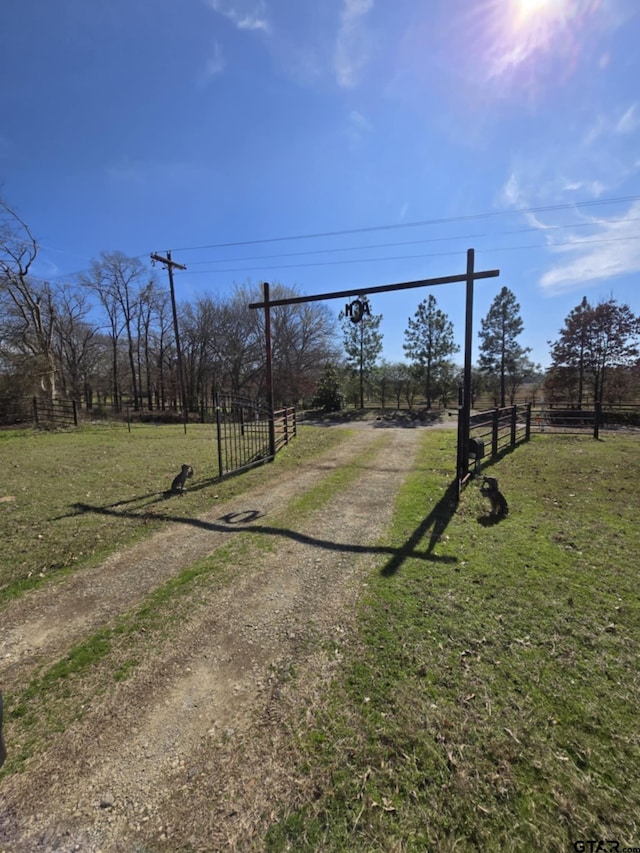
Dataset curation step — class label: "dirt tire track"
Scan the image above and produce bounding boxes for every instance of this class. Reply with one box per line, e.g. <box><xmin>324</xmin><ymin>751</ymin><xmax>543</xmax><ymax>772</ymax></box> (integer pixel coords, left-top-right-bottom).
<box><xmin>0</xmin><ymin>428</ymin><xmax>384</xmax><ymax>691</ymax></box>
<box><xmin>0</xmin><ymin>427</ymin><xmax>425</xmax><ymax>852</ymax></box>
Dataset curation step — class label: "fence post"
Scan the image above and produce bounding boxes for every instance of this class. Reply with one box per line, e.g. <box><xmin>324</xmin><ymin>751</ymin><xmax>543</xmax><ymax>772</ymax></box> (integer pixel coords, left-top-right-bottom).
<box><xmin>594</xmin><ymin>401</ymin><xmax>601</xmax><ymax>440</ymax></box>
<box><xmin>72</xmin><ymin>400</ymin><xmax>78</xmax><ymax>426</ymax></box>
<box><xmin>215</xmin><ymin>393</ymin><xmax>224</xmax><ymax>478</ymax></box>
<box><xmin>492</xmin><ymin>407</ymin><xmax>499</xmax><ymax>457</ymax></box>
<box><xmin>283</xmin><ymin>408</ymin><xmax>289</xmax><ymax>446</ymax></box>
<box><xmin>510</xmin><ymin>405</ymin><xmax>517</xmax><ymax>447</ymax></box>
<box><xmin>32</xmin><ymin>397</ymin><xmax>39</xmax><ymax>426</ymax></box>
<box><xmin>525</xmin><ymin>402</ymin><xmax>531</xmax><ymax>441</ymax></box>
<box><xmin>292</xmin><ymin>407</ymin><xmax>297</xmax><ymax>438</ymax></box>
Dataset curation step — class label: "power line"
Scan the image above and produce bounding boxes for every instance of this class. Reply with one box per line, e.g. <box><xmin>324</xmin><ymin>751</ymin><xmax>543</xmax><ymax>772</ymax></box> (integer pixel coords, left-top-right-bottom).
<box><xmin>183</xmin><ymin>217</ymin><xmax>640</xmax><ymax>266</ymax></box>
<box><xmin>172</xmin><ymin>194</ymin><xmax>640</xmax><ymax>253</ymax></box>
<box><xmin>30</xmin><ymin>194</ymin><xmax>640</xmax><ymax>284</ymax></box>
<box><xmin>178</xmin><ymin>234</ymin><xmax>640</xmax><ymax>276</ymax></box>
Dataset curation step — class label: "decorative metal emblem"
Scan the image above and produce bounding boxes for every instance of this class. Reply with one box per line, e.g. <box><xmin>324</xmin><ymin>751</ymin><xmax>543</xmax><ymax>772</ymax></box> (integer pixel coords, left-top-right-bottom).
<box><xmin>345</xmin><ymin>296</ymin><xmax>371</xmax><ymax>324</ymax></box>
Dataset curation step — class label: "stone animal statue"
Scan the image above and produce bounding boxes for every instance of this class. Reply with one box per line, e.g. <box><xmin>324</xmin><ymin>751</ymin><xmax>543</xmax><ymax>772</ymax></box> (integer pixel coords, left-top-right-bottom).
<box><xmin>0</xmin><ymin>690</ymin><xmax>6</xmax><ymax>769</ymax></box>
<box><xmin>480</xmin><ymin>476</ymin><xmax>509</xmax><ymax>518</ymax></box>
<box><xmin>170</xmin><ymin>464</ymin><xmax>194</xmax><ymax>496</ymax></box>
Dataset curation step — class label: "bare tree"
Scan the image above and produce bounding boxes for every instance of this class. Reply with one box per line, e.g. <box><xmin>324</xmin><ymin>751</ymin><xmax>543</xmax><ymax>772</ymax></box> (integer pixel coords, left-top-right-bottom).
<box><xmin>181</xmin><ymin>295</ymin><xmax>224</xmax><ymax>410</ymax></box>
<box><xmin>80</xmin><ymin>252</ymin><xmax>148</xmax><ymax>410</ymax></box>
<box><xmin>268</xmin><ymin>285</ymin><xmax>338</xmax><ymax>405</ymax></box>
<box><xmin>1</xmin><ymin>198</ymin><xmax>58</xmax><ymax>400</ymax></box>
<box><xmin>51</xmin><ymin>282</ymin><xmax>100</xmax><ymax>404</ymax></box>
<box><xmin>215</xmin><ymin>287</ymin><xmax>264</xmax><ymax>395</ymax></box>
<box><xmin>387</xmin><ymin>362</ymin><xmax>411</xmax><ymax>409</ymax></box>
<box><xmin>135</xmin><ymin>278</ymin><xmax>166</xmax><ymax>411</ymax></box>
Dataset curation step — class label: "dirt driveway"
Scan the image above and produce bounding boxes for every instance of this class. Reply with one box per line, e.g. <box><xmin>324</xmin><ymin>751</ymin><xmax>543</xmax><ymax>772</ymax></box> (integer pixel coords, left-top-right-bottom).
<box><xmin>0</xmin><ymin>425</ymin><xmax>427</xmax><ymax>852</ymax></box>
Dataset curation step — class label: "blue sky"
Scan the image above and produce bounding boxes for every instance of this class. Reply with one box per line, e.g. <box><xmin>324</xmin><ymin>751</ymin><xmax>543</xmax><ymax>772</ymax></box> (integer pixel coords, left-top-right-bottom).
<box><xmin>1</xmin><ymin>0</ymin><xmax>639</xmax><ymax>368</ymax></box>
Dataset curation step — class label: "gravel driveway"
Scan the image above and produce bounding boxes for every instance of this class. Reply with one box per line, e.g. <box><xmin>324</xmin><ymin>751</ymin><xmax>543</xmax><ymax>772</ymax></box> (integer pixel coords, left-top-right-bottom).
<box><xmin>0</xmin><ymin>425</ymin><xmax>426</xmax><ymax>852</ymax></box>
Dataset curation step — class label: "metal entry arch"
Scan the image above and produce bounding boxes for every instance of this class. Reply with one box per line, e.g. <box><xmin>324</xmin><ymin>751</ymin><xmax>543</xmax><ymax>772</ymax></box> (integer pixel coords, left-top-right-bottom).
<box><xmin>249</xmin><ymin>248</ymin><xmax>500</xmax><ymax>497</ymax></box>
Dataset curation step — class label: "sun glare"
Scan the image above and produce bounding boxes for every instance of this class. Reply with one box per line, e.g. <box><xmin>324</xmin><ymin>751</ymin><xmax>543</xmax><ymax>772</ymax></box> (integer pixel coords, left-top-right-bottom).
<box><xmin>471</xmin><ymin>0</ymin><xmax>597</xmax><ymax>88</ymax></box>
<box><xmin>514</xmin><ymin>0</ymin><xmax>556</xmax><ymax>23</ymax></box>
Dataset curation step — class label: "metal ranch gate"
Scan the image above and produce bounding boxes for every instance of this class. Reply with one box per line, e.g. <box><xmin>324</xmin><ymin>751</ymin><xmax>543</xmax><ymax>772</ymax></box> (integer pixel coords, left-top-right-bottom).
<box><xmin>214</xmin><ymin>392</ymin><xmax>296</xmax><ymax>478</ymax></box>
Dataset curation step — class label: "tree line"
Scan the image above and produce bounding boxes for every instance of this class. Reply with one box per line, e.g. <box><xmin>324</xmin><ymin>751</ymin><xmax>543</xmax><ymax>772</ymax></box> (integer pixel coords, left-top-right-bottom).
<box><xmin>318</xmin><ymin>285</ymin><xmax>639</xmax><ymax>412</ymax></box>
<box><xmin>2</xmin><ymin>196</ymin><xmax>639</xmax><ymax>418</ymax></box>
<box><xmin>1</xmin><ymin>197</ymin><xmax>337</xmax><ymax>413</ymax></box>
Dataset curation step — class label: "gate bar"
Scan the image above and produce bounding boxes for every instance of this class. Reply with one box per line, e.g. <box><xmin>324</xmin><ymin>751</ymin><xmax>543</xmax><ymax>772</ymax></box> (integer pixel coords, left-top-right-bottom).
<box><xmin>249</xmin><ymin>264</ymin><xmax>499</xmax><ymax>310</ymax></box>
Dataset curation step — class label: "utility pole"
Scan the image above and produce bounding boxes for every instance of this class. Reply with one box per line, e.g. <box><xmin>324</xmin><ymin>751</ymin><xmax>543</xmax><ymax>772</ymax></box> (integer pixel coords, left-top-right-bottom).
<box><xmin>150</xmin><ymin>251</ymin><xmax>188</xmax><ymax>433</ymax></box>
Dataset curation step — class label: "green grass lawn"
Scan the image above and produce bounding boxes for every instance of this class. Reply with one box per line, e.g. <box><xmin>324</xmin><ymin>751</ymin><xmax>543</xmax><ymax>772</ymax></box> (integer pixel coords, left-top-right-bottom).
<box><xmin>0</xmin><ymin>422</ymin><xmax>346</xmax><ymax>605</ymax></box>
<box><xmin>2</xmin><ymin>424</ymin><xmax>639</xmax><ymax>851</ymax></box>
<box><xmin>266</xmin><ymin>432</ymin><xmax>640</xmax><ymax>853</ymax></box>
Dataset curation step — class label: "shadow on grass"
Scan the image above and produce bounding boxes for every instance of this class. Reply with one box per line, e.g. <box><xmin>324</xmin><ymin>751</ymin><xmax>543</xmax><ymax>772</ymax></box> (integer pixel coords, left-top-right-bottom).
<box><xmin>52</xmin><ymin>475</ymin><xmax>230</xmax><ymax>520</ymax></box>
<box><xmin>380</xmin><ymin>479</ymin><xmax>459</xmax><ymax>576</ymax></box>
<box><xmin>68</xmin><ymin>479</ymin><xmax>461</xmax><ymax>577</ymax></box>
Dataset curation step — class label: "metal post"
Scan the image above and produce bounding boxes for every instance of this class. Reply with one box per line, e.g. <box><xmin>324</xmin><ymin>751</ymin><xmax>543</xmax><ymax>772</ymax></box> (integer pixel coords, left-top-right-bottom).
<box><xmin>263</xmin><ymin>282</ymin><xmax>276</xmax><ymax>459</ymax></box>
<box><xmin>459</xmin><ymin>249</ymin><xmax>475</xmax><ymax>486</ymax></box>
<box><xmin>525</xmin><ymin>402</ymin><xmax>532</xmax><ymax>441</ymax></box>
<box><xmin>492</xmin><ymin>408</ymin><xmax>499</xmax><ymax>457</ymax></box>
<box><xmin>511</xmin><ymin>405</ymin><xmax>517</xmax><ymax>447</ymax></box>
<box><xmin>594</xmin><ymin>400</ymin><xmax>601</xmax><ymax>440</ymax></box>
<box><xmin>215</xmin><ymin>393</ymin><xmax>224</xmax><ymax>478</ymax></box>
<box><xmin>456</xmin><ymin>405</ymin><xmax>463</xmax><ymax>499</ymax></box>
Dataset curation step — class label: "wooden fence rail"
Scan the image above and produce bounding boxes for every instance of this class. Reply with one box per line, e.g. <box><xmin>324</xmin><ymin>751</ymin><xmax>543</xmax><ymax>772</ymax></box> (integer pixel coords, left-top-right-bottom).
<box><xmin>528</xmin><ymin>402</ymin><xmax>640</xmax><ymax>437</ymax></box>
<box><xmin>469</xmin><ymin>403</ymin><xmax>531</xmax><ymax>469</ymax></box>
<box><xmin>273</xmin><ymin>406</ymin><xmax>297</xmax><ymax>452</ymax></box>
<box><xmin>32</xmin><ymin>398</ymin><xmax>79</xmax><ymax>428</ymax></box>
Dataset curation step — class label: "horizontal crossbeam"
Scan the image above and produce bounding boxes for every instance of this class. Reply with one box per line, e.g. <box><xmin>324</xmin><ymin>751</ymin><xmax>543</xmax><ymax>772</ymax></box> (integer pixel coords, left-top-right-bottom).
<box><xmin>248</xmin><ymin>267</ymin><xmax>499</xmax><ymax>309</ymax></box>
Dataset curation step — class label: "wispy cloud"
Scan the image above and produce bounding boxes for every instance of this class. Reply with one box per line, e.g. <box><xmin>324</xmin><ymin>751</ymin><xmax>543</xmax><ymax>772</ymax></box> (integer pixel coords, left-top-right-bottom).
<box><xmin>585</xmin><ymin>103</ymin><xmax>640</xmax><ymax>143</ymax></box>
<box><xmin>206</xmin><ymin>40</ymin><xmax>225</xmax><ymax>77</ymax></box>
<box><xmin>500</xmin><ymin>171</ymin><xmax>554</xmax><ymax>231</ymax></box>
<box><xmin>539</xmin><ymin>201</ymin><xmax>640</xmax><ymax>294</ymax></box>
<box><xmin>334</xmin><ymin>0</ymin><xmax>374</xmax><ymax>88</ymax></box>
<box><xmin>346</xmin><ymin>109</ymin><xmax>373</xmax><ymax>147</ymax></box>
<box><xmin>30</xmin><ymin>256</ymin><xmax>61</xmax><ymax>280</ymax></box>
<box><xmin>499</xmin><ymin>166</ymin><xmax>640</xmax><ymax>296</ymax></box>
<box><xmin>615</xmin><ymin>103</ymin><xmax>639</xmax><ymax>135</ymax></box>
<box><xmin>207</xmin><ymin>0</ymin><xmax>269</xmax><ymax>33</ymax></box>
